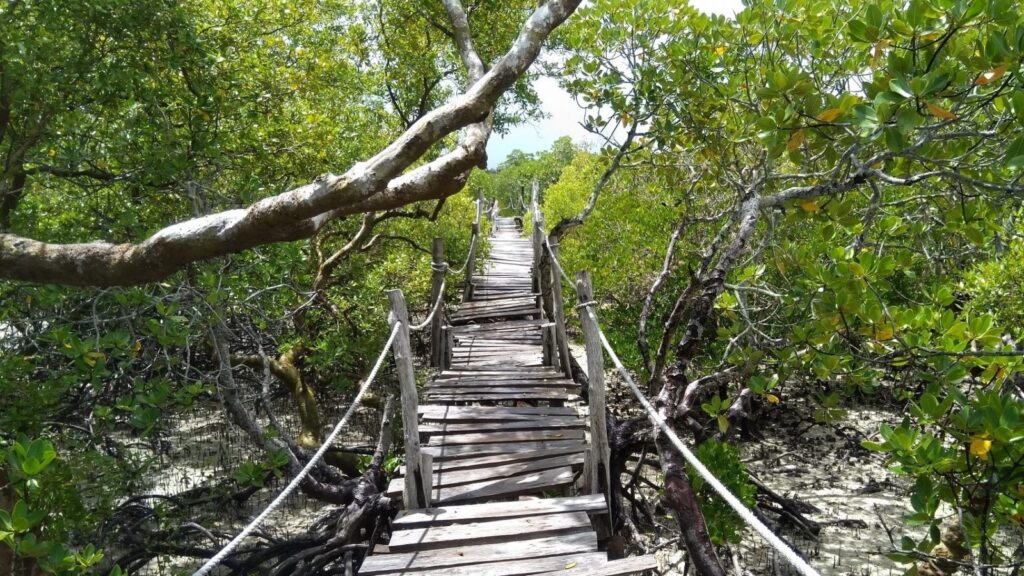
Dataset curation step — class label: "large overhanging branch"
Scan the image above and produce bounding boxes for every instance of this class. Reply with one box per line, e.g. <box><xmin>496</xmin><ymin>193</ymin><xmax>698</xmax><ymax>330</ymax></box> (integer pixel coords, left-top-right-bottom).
<box><xmin>0</xmin><ymin>0</ymin><xmax>582</xmax><ymax>287</ymax></box>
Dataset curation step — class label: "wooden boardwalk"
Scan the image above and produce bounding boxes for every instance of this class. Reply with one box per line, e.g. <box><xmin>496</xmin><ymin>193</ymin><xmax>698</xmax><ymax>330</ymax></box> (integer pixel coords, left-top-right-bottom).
<box><xmin>360</xmin><ymin>217</ymin><xmax>657</xmax><ymax>575</ymax></box>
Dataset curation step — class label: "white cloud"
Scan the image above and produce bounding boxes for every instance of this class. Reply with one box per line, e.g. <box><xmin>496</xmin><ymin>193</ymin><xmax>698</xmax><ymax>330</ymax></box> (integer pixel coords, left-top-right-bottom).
<box><xmin>486</xmin><ymin>76</ymin><xmax>599</xmax><ymax>168</ymax></box>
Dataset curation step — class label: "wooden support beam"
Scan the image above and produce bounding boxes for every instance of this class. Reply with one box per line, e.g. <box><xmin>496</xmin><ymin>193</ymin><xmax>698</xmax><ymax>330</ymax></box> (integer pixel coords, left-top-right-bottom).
<box><xmin>430</xmin><ymin>237</ymin><xmax>446</xmax><ymax>368</ymax></box>
<box><xmin>463</xmin><ymin>201</ymin><xmax>482</xmax><ymax>301</ymax></box>
<box><xmin>388</xmin><ymin>289</ymin><xmax>429</xmax><ymax>509</ymax></box>
<box><xmin>575</xmin><ymin>272</ymin><xmax>611</xmax><ymax>520</ymax></box>
<box><xmin>548</xmin><ymin>240</ymin><xmax>574</xmax><ymax>378</ymax></box>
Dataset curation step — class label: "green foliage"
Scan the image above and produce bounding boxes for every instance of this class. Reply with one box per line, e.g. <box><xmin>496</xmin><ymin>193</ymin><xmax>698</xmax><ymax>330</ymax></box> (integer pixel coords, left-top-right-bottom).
<box><xmin>556</xmin><ymin>0</ymin><xmax>1024</xmax><ymax>561</ymax></box>
<box><xmin>470</xmin><ymin>137</ymin><xmax>580</xmax><ymax>213</ymax></box>
<box><xmin>686</xmin><ymin>441</ymin><xmax>757</xmax><ymax>545</ymax></box>
<box><xmin>1</xmin><ymin>438</ymin><xmax>106</xmax><ymax>575</ymax></box>
<box><xmin>967</xmin><ymin>234</ymin><xmax>1024</xmax><ymax>338</ymax></box>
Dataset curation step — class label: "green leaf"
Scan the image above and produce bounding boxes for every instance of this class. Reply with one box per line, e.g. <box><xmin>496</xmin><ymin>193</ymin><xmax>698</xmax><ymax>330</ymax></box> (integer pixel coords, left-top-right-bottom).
<box><xmin>890</xmin><ymin>77</ymin><xmax>914</xmax><ymax>98</ymax></box>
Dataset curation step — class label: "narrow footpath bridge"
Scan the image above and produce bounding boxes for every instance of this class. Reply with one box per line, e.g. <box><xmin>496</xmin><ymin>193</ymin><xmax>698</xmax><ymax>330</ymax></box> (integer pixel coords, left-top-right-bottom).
<box><xmin>195</xmin><ymin>190</ymin><xmax>817</xmax><ymax>576</ymax></box>
<box><xmin>359</xmin><ymin>215</ymin><xmax>658</xmax><ymax>575</ymax></box>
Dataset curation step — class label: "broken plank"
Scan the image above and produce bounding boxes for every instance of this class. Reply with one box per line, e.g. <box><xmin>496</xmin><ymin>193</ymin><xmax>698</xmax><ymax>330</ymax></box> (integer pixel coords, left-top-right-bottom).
<box><xmin>434</xmin><ymin>466</ymin><xmax>577</xmax><ymax>504</ymax></box>
<box><xmin>388</xmin><ymin>453</ymin><xmax>586</xmax><ymax>497</ymax></box>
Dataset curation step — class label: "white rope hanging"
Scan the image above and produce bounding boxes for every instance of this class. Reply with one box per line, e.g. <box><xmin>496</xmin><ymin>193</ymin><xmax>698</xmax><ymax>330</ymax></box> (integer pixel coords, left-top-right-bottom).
<box><xmin>193</xmin><ymin>322</ymin><xmax>403</xmax><ymax>576</ymax></box>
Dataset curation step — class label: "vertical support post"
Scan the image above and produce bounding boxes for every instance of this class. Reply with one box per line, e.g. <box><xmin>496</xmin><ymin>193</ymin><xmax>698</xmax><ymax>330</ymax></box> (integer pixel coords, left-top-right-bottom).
<box><xmin>576</xmin><ymin>272</ymin><xmax>610</xmax><ymax>505</ymax></box>
<box><xmin>541</xmin><ymin>322</ymin><xmax>554</xmax><ymax>366</ymax></box>
<box><xmin>444</xmin><ymin>326</ymin><xmax>454</xmax><ymax>370</ymax></box>
<box><xmin>429</xmin><ymin>238</ymin><xmax>445</xmax><ymax>368</ymax></box>
<box><xmin>530</xmin><ymin>181</ymin><xmax>543</xmax><ymax>299</ymax></box>
<box><xmin>463</xmin><ymin>200</ymin><xmax>481</xmax><ymax>301</ymax></box>
<box><xmin>388</xmin><ymin>289</ymin><xmax>429</xmax><ymax>509</ymax></box>
<box><xmin>549</xmin><ymin>241</ymin><xmax>573</xmax><ymax>378</ymax></box>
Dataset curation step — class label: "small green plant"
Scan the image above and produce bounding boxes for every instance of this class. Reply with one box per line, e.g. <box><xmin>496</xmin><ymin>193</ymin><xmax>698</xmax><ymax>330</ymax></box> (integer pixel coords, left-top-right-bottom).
<box><xmin>686</xmin><ymin>441</ymin><xmax>757</xmax><ymax>545</ymax></box>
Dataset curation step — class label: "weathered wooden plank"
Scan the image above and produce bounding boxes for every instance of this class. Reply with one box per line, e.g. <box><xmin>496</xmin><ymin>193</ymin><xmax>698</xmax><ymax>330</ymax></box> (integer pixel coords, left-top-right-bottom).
<box><xmin>534</xmin><ymin>555</ymin><xmax>660</xmax><ymax>576</ymax></box>
<box><xmin>387</xmin><ymin>453</ymin><xmax>586</xmax><ymax>498</ymax></box>
<box><xmin>437</xmin><ymin>368</ymin><xmax>563</xmax><ymax>377</ymax></box>
<box><xmin>419</xmin><ymin>417</ymin><xmax>583</xmax><ymax>434</ymax></box>
<box><xmin>400</xmin><ymin>446</ymin><xmax>587</xmax><ymax>476</ymax></box>
<box><xmin>362</xmin><ymin>553</ymin><xmax>614</xmax><ymax>576</ymax></box>
<box><xmin>449</xmin><ymin>319</ymin><xmax>546</xmax><ymax>333</ymax></box>
<box><xmin>422</xmin><ymin>391</ymin><xmax>574</xmax><ymax>403</ymax></box>
<box><xmin>392</xmin><ymin>495</ymin><xmax>607</xmax><ymax>528</ymax></box>
<box><xmin>418</xmin><ymin>405</ymin><xmax>577</xmax><ymax>420</ymax></box>
<box><xmin>425</xmin><ymin>380</ymin><xmax>577</xmax><ymax>390</ymax></box>
<box><xmin>425</xmin><ymin>429</ymin><xmax>584</xmax><ymax>446</ymax></box>
<box><xmin>434</xmin><ymin>466</ymin><xmax>576</xmax><ymax>503</ymax></box>
<box><xmin>358</xmin><ymin>532</ymin><xmax>598</xmax><ymax>575</ymax></box>
<box><xmin>388</xmin><ymin>511</ymin><xmax>592</xmax><ymax>552</ymax></box>
<box><xmin>421</xmin><ymin>439</ymin><xmax>586</xmax><ymax>460</ymax></box>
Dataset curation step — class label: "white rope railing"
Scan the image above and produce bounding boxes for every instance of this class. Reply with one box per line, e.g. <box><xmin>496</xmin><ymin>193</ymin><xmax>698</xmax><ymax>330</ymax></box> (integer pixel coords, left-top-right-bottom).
<box><xmin>409</xmin><ymin>277</ymin><xmax>446</xmax><ymax>331</ymax></box>
<box><xmin>445</xmin><ymin>232</ymin><xmax>477</xmax><ymax>275</ymax></box>
<box><xmin>543</xmin><ymin>233</ymin><xmax>819</xmax><ymax>576</ymax></box>
<box><xmin>193</xmin><ymin>322</ymin><xmax>403</xmax><ymax>576</ymax></box>
<box><xmin>580</xmin><ymin>305</ymin><xmax>819</xmax><ymax>576</ymax></box>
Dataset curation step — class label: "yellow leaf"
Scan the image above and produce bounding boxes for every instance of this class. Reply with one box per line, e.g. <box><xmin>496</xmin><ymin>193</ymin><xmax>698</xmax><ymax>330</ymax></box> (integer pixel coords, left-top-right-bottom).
<box><xmin>975</xmin><ymin>64</ymin><xmax>1008</xmax><ymax>86</ymax></box>
<box><xmin>970</xmin><ymin>434</ymin><xmax>992</xmax><ymax>459</ymax></box>
<box><xmin>83</xmin><ymin>351</ymin><xmax>106</xmax><ymax>367</ymax></box>
<box><xmin>797</xmin><ymin>199</ymin><xmax>820</xmax><ymax>213</ymax></box>
<box><xmin>47</xmin><ymin>148</ymin><xmax>56</xmax><ymax>157</ymax></box>
<box><xmin>715</xmin><ymin>45</ymin><xmax>727</xmax><ymax>56</ymax></box>
<box><xmin>926</xmin><ymin>102</ymin><xmax>957</xmax><ymax>120</ymax></box>
<box><xmin>765</xmin><ymin>393</ymin><xmax>780</xmax><ymax>405</ymax></box>
<box><xmin>871</xmin><ymin>39</ymin><xmax>890</xmax><ymax>68</ymax></box>
<box><xmin>874</xmin><ymin>325</ymin><xmax>894</xmax><ymax>341</ymax></box>
<box><xmin>717</xmin><ymin>414</ymin><xmax>729</xmax><ymax>434</ymax></box>
<box><xmin>817</xmin><ymin>108</ymin><xmax>842</xmax><ymax>122</ymax></box>
<box><xmin>132</xmin><ymin>340</ymin><xmax>142</xmax><ymax>357</ymax></box>
<box><xmin>565</xmin><ymin>561</ymin><xmax>578</xmax><ymax>569</ymax></box>
<box><xmin>787</xmin><ymin>129</ymin><xmax>805</xmax><ymax>151</ymax></box>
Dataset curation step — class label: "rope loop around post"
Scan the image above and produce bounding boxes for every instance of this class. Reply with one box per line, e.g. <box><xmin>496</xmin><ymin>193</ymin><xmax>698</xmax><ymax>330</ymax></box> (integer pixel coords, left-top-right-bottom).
<box><xmin>540</xmin><ymin>240</ymin><xmax>821</xmax><ymax>576</ymax></box>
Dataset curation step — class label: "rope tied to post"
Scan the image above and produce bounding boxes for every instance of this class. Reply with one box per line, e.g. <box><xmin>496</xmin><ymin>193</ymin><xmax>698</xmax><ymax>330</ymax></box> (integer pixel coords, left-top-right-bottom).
<box><xmin>542</xmin><ymin>240</ymin><xmax>820</xmax><ymax>576</ymax></box>
<box><xmin>192</xmin><ymin>322</ymin><xmax>403</xmax><ymax>576</ymax></box>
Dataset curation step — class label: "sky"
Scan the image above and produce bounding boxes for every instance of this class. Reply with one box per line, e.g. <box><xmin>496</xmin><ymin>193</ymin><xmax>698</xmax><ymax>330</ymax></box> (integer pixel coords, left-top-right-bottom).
<box><xmin>485</xmin><ymin>0</ymin><xmax>746</xmax><ymax>168</ymax></box>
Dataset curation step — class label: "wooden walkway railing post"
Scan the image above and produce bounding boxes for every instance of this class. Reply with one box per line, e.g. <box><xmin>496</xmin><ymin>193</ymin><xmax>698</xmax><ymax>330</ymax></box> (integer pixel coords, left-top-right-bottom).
<box><xmin>575</xmin><ymin>272</ymin><xmax>611</xmax><ymax>504</ymax></box>
<box><xmin>463</xmin><ymin>199</ymin><xmax>482</xmax><ymax>301</ymax></box>
<box><xmin>429</xmin><ymin>237</ymin><xmax>445</xmax><ymax>368</ymax></box>
<box><xmin>531</xmin><ymin>184</ymin><xmax>558</xmax><ymax>365</ymax></box>
<box><xmin>388</xmin><ymin>289</ymin><xmax>431</xmax><ymax>509</ymax></box>
<box><xmin>530</xmin><ymin>182</ymin><xmax>543</xmax><ymax>299</ymax></box>
<box><xmin>548</xmin><ymin>240</ymin><xmax>573</xmax><ymax>379</ymax></box>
